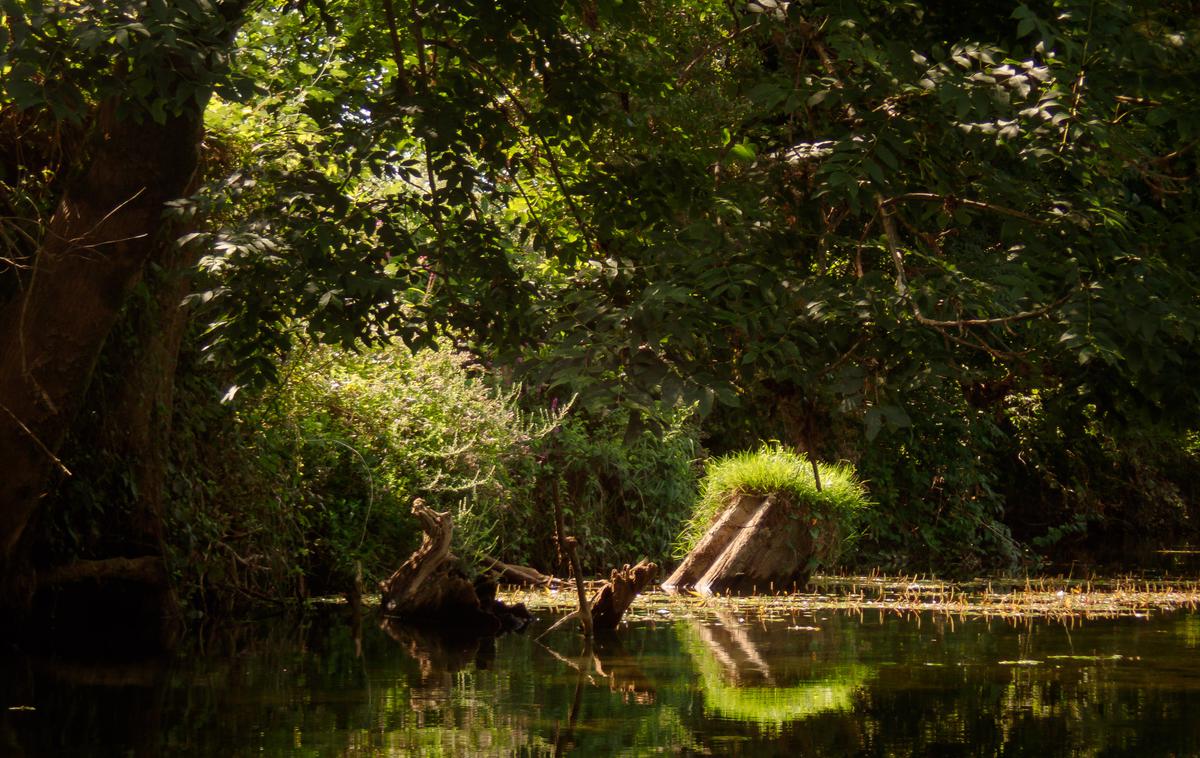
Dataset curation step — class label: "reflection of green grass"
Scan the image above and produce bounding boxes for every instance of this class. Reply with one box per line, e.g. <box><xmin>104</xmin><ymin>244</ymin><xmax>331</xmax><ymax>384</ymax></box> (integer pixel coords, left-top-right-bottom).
<box><xmin>679</xmin><ymin>623</ymin><xmax>867</xmax><ymax>730</ymax></box>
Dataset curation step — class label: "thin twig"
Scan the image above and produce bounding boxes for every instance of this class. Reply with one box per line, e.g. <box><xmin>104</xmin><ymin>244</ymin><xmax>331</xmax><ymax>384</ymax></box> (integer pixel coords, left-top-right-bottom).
<box><xmin>0</xmin><ymin>401</ymin><xmax>71</xmax><ymax>476</ymax></box>
<box><xmin>677</xmin><ymin>24</ymin><xmax>754</xmax><ymax>83</ymax></box>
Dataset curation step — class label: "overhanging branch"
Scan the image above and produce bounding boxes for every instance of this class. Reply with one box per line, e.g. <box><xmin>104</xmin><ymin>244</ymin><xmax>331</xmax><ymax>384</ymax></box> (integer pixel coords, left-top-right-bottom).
<box><xmin>876</xmin><ymin>194</ymin><xmax>1073</xmax><ymax>330</ymax></box>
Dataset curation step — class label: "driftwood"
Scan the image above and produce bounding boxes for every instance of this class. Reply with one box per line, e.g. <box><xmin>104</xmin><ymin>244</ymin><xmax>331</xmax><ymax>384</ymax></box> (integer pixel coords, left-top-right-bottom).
<box><xmin>480</xmin><ymin>555</ymin><xmax>559</xmax><ymax>589</ymax></box>
<box><xmin>379</xmin><ymin>499</ymin><xmax>530</xmax><ymax>634</ymax></box>
<box><xmin>663</xmin><ymin>494</ymin><xmax>814</xmax><ymax>596</ymax></box>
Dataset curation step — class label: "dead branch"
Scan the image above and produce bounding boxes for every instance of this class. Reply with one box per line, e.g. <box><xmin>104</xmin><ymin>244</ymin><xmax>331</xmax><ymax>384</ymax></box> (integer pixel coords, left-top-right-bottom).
<box><xmin>38</xmin><ymin>556</ymin><xmax>166</xmax><ymax>588</ymax></box>
<box><xmin>481</xmin><ymin>555</ymin><xmax>559</xmax><ymax>589</ymax></box>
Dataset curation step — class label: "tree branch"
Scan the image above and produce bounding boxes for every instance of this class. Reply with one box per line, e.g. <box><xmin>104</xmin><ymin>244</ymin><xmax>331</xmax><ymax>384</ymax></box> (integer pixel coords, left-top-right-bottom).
<box><xmin>883</xmin><ymin>192</ymin><xmax>1047</xmax><ymax>225</ymax></box>
<box><xmin>876</xmin><ymin>194</ymin><xmax>1072</xmax><ymax>329</ymax></box>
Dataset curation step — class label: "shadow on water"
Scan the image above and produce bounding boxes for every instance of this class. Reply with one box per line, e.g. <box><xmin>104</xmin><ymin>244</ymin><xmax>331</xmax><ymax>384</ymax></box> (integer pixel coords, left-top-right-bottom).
<box><xmin>4</xmin><ymin>604</ymin><xmax>1200</xmax><ymax>755</ymax></box>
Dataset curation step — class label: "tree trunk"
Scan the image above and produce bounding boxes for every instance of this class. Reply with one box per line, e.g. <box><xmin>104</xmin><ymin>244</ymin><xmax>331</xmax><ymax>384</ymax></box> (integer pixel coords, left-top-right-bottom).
<box><xmin>93</xmin><ymin>237</ymin><xmax>198</xmax><ymax>551</ymax></box>
<box><xmin>0</xmin><ymin>101</ymin><xmax>205</xmax><ymax>599</ymax></box>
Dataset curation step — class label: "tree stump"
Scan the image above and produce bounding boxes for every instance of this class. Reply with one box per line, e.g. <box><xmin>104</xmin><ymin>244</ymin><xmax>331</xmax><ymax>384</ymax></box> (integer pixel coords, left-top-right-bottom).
<box><xmin>590</xmin><ymin>560</ymin><xmax>657</xmax><ymax>631</ymax></box>
<box><xmin>539</xmin><ymin>559</ymin><xmax>658</xmax><ymax>638</ymax></box>
<box><xmin>379</xmin><ymin>499</ymin><xmax>529</xmax><ymax>634</ymax></box>
<box><xmin>662</xmin><ymin>495</ymin><xmax>766</xmax><ymax>592</ymax></box>
<box><xmin>663</xmin><ymin>494</ymin><xmax>816</xmax><ymax>596</ymax></box>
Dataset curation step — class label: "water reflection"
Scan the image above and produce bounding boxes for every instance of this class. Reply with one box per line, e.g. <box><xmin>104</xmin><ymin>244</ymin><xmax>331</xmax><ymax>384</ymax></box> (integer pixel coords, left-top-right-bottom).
<box><xmin>3</xmin><ymin>608</ymin><xmax>1200</xmax><ymax>755</ymax></box>
<box><xmin>681</xmin><ymin>610</ymin><xmax>867</xmax><ymax>729</ymax></box>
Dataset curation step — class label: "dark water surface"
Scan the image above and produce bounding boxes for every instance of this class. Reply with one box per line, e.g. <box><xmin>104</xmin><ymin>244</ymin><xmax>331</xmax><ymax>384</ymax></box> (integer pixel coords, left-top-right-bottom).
<box><xmin>4</xmin><ymin>603</ymin><xmax>1200</xmax><ymax>756</ymax></box>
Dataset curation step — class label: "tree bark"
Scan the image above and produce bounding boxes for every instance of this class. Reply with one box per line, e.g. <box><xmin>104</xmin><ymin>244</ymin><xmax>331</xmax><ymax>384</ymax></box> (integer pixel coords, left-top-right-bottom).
<box><xmin>0</xmin><ymin>103</ymin><xmax>204</xmax><ymax>568</ymax></box>
<box><xmin>0</xmin><ymin>102</ymin><xmax>205</xmax><ymax>579</ymax></box>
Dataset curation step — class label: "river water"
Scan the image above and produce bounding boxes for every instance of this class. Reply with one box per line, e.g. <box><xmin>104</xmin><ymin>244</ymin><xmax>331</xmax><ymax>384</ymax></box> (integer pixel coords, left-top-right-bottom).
<box><xmin>4</xmin><ymin>602</ymin><xmax>1200</xmax><ymax>755</ymax></box>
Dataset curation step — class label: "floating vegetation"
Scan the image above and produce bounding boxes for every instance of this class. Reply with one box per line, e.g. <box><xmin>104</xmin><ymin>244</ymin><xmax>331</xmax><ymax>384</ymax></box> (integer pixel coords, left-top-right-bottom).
<box><xmin>499</xmin><ymin>572</ymin><xmax>1200</xmax><ymax>626</ymax></box>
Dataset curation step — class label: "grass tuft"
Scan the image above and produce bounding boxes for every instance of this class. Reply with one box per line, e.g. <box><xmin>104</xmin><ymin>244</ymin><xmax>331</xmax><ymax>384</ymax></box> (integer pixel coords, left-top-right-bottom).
<box><xmin>675</xmin><ymin>443</ymin><xmax>871</xmax><ymax>566</ymax></box>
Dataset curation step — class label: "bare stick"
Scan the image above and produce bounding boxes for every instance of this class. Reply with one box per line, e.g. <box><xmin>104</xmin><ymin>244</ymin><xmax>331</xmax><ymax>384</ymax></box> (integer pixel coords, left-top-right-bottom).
<box><xmin>882</xmin><ymin>192</ymin><xmax>1047</xmax><ymax>225</ymax></box>
<box><xmin>553</xmin><ymin>475</ymin><xmax>593</xmax><ymax>639</ymax></box>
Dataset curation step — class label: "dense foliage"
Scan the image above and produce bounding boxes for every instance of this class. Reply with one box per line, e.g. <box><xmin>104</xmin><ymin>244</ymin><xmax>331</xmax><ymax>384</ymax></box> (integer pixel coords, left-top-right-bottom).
<box><xmin>148</xmin><ymin>343</ymin><xmax>697</xmax><ymax>610</ymax></box>
<box><xmin>2</xmin><ymin>0</ymin><xmax>1198</xmax><ymax>616</ymax></box>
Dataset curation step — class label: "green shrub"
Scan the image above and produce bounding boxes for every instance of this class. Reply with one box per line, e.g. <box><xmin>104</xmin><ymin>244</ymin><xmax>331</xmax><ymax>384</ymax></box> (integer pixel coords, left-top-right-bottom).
<box><xmin>505</xmin><ymin>402</ymin><xmax>701</xmax><ymax>572</ymax></box>
<box><xmin>676</xmin><ymin>444</ymin><xmax>870</xmax><ymax>570</ymax></box>
<box><xmin>851</xmin><ymin>384</ymin><xmax>1021</xmax><ymax>576</ymax></box>
<box><xmin>158</xmin><ymin>339</ymin><xmax>706</xmax><ymax>611</ymax></box>
<box><xmin>247</xmin><ymin>342</ymin><xmax>564</xmax><ymax>591</ymax></box>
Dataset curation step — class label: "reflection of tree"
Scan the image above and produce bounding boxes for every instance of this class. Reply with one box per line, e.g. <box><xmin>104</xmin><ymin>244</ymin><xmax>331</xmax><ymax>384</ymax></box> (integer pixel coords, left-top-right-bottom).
<box><xmin>594</xmin><ymin>632</ymin><xmax>657</xmax><ymax>705</ymax></box>
<box><xmin>379</xmin><ymin>619</ymin><xmax>550</xmax><ymax>754</ymax></box>
<box><xmin>380</xmin><ymin>619</ymin><xmax>496</xmax><ymax>717</ymax></box>
<box><xmin>10</xmin><ymin>611</ymin><xmax>1200</xmax><ymax>754</ymax></box>
<box><xmin>680</xmin><ymin>615</ymin><xmax>868</xmax><ymax>730</ymax></box>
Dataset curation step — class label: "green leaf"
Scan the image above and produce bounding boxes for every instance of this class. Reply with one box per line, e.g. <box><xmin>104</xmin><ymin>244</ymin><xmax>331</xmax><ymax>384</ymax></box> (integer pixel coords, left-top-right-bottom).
<box><xmin>865</xmin><ymin>408</ymin><xmax>883</xmax><ymax>441</ymax></box>
<box><xmin>864</xmin><ymin>158</ymin><xmax>885</xmax><ymax>185</ymax></box>
<box><xmin>729</xmin><ymin>142</ymin><xmax>757</xmax><ymax>161</ymax></box>
<box><xmin>875</xmin><ymin>141</ymin><xmax>899</xmax><ymax>170</ymax></box>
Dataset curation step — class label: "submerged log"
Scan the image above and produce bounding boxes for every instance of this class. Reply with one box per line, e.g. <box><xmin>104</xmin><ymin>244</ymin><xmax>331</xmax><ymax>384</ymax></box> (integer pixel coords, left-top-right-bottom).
<box><xmin>664</xmin><ymin>493</ymin><xmax>815</xmax><ymax>596</ymax></box>
<box><xmin>379</xmin><ymin>499</ymin><xmax>530</xmax><ymax>634</ymax></box>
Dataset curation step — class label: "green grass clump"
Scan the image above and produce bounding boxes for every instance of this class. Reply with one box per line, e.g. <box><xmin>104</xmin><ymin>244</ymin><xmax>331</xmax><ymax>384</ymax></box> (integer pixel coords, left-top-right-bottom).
<box><xmin>675</xmin><ymin>443</ymin><xmax>871</xmax><ymax>567</ymax></box>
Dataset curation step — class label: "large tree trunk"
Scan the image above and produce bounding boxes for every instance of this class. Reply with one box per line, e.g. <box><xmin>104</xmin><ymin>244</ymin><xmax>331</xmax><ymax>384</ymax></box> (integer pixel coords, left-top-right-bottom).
<box><xmin>0</xmin><ymin>2</ymin><xmax>249</xmax><ymax>615</ymax></box>
<box><xmin>93</xmin><ymin>234</ymin><xmax>198</xmax><ymax>551</ymax></box>
<box><xmin>0</xmin><ymin>102</ymin><xmax>206</xmax><ymax>600</ymax></box>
